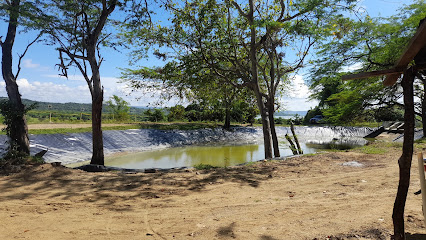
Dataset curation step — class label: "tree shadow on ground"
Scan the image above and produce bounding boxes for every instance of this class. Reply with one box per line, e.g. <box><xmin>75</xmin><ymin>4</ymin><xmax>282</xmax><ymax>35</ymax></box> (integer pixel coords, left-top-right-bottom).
<box><xmin>217</xmin><ymin>222</ymin><xmax>236</xmax><ymax>238</ymax></box>
<box><xmin>406</xmin><ymin>233</ymin><xmax>426</xmax><ymax>240</ymax></box>
<box><xmin>0</xmin><ymin>162</ymin><xmax>275</xmax><ymax>210</ymax></box>
<box><xmin>259</xmin><ymin>235</ymin><xmax>280</xmax><ymax>240</ymax></box>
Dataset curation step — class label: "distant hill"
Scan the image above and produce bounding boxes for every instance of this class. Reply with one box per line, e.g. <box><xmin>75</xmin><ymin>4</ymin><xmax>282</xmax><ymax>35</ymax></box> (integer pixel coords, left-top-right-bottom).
<box><xmin>275</xmin><ymin>111</ymin><xmax>307</xmax><ymax>117</ymax></box>
<box><xmin>0</xmin><ymin>97</ymin><xmax>148</xmax><ymax>114</ymax></box>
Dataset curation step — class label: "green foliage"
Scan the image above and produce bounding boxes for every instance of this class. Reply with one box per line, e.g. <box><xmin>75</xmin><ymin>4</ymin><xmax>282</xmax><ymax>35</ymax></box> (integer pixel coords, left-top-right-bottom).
<box><xmin>303</xmin><ymin>107</ymin><xmax>322</xmax><ymax>124</ymax></box>
<box><xmin>144</xmin><ymin>109</ymin><xmax>165</xmax><ymax>122</ymax></box>
<box><xmin>122</xmin><ymin>0</ymin><xmax>357</xmax><ymax>132</ymax></box>
<box><xmin>308</xmin><ymin>0</ymin><xmax>426</xmax><ymax>125</ymax></box>
<box><xmin>106</xmin><ymin>95</ymin><xmax>130</xmax><ymax>121</ymax></box>
<box><xmin>167</xmin><ymin>105</ymin><xmax>185</xmax><ymax>122</ymax></box>
<box><xmin>371</xmin><ymin>106</ymin><xmax>404</xmax><ymax>122</ymax></box>
<box><xmin>0</xmin><ymin>100</ymin><xmax>35</xmax><ymax>159</ymax></box>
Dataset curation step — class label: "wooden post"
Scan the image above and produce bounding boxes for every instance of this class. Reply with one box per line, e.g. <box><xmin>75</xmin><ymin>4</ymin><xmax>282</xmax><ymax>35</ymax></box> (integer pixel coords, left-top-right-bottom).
<box><xmin>285</xmin><ymin>134</ymin><xmax>298</xmax><ymax>155</ymax></box>
<box><xmin>417</xmin><ymin>153</ymin><xmax>426</xmax><ymax>226</ymax></box>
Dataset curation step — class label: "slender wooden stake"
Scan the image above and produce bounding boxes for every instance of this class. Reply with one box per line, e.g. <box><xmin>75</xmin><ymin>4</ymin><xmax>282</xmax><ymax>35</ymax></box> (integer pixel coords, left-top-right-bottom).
<box><xmin>290</xmin><ymin>122</ymin><xmax>303</xmax><ymax>154</ymax></box>
<box><xmin>285</xmin><ymin>134</ymin><xmax>298</xmax><ymax>155</ymax></box>
<box><xmin>417</xmin><ymin>152</ymin><xmax>426</xmax><ymax>226</ymax></box>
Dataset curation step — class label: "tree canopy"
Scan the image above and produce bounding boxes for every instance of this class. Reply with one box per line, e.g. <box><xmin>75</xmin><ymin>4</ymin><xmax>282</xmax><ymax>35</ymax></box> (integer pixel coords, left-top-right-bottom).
<box><xmin>309</xmin><ymin>0</ymin><xmax>426</xmax><ymax>125</ymax></box>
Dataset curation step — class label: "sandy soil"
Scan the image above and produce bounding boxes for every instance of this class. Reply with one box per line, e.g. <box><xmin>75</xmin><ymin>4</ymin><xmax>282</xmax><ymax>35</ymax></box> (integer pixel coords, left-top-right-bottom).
<box><xmin>1</xmin><ymin>145</ymin><xmax>426</xmax><ymax>239</ymax></box>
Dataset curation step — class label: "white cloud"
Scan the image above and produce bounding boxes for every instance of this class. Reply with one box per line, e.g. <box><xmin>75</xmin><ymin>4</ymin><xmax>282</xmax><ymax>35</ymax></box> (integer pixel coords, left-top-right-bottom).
<box><xmin>286</xmin><ymin>75</ymin><xmax>311</xmax><ymax>98</ymax></box>
<box><xmin>22</xmin><ymin>59</ymin><xmax>40</xmax><ymax>69</ymax></box>
<box><xmin>340</xmin><ymin>62</ymin><xmax>363</xmax><ymax>73</ymax></box>
<box><xmin>0</xmin><ymin>77</ymin><xmax>175</xmax><ymax>107</ymax></box>
<box><xmin>0</xmin><ymin>78</ymin><xmax>92</xmax><ymax>103</ymax></box>
<box><xmin>282</xmin><ymin>97</ymin><xmax>319</xmax><ymax>111</ymax></box>
<box><xmin>276</xmin><ymin>74</ymin><xmax>318</xmax><ymax>111</ymax></box>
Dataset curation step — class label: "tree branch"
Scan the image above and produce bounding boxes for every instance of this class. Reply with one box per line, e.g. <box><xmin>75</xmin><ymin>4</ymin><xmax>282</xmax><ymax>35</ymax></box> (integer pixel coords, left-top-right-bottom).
<box><xmin>16</xmin><ymin>31</ymin><xmax>43</xmax><ymax>79</ymax></box>
<box><xmin>232</xmin><ymin>1</ymin><xmax>248</xmax><ymax>18</ymax></box>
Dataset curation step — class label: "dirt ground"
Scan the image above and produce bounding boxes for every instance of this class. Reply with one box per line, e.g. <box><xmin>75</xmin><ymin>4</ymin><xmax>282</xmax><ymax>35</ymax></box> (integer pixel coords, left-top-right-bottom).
<box><xmin>1</xmin><ymin>145</ymin><xmax>426</xmax><ymax>239</ymax></box>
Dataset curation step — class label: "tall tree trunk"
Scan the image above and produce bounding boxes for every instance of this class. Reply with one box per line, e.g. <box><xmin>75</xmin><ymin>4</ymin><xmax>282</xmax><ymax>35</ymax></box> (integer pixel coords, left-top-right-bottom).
<box><xmin>88</xmin><ymin>44</ymin><xmax>104</xmax><ymax>165</ymax></box>
<box><xmin>1</xmin><ymin>0</ymin><xmax>30</xmax><ymax>155</ymax></box>
<box><xmin>253</xmin><ymin>90</ymin><xmax>273</xmax><ymax>159</ymax></box>
<box><xmin>90</xmin><ymin>89</ymin><xmax>104</xmax><ymax>165</ymax></box>
<box><xmin>247</xmin><ymin>0</ymin><xmax>272</xmax><ymax>159</ymax></box>
<box><xmin>421</xmin><ymin>77</ymin><xmax>426</xmax><ymax>138</ymax></box>
<box><xmin>267</xmin><ymin>99</ymin><xmax>280</xmax><ymax>157</ymax></box>
<box><xmin>392</xmin><ymin>68</ymin><xmax>415</xmax><ymax>240</ymax></box>
<box><xmin>224</xmin><ymin>106</ymin><xmax>231</xmax><ymax>130</ymax></box>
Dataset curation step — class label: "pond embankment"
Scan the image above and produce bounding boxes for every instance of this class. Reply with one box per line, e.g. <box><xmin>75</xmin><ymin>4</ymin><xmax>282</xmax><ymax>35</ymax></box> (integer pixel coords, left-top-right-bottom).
<box><xmin>0</xmin><ymin>126</ymin><xmax>376</xmax><ymax>165</ymax></box>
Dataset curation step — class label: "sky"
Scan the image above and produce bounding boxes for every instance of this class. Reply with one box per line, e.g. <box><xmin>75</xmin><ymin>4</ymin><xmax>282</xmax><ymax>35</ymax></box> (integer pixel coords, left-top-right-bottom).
<box><xmin>0</xmin><ymin>0</ymin><xmax>415</xmax><ymax>111</ymax></box>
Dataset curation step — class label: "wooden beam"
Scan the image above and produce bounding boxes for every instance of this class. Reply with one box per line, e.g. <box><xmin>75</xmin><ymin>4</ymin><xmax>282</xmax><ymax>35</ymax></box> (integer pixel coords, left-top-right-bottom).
<box><xmin>383</xmin><ymin>20</ymin><xmax>426</xmax><ymax>86</ymax></box>
<box><xmin>342</xmin><ymin>63</ymin><xmax>426</xmax><ymax>81</ymax></box>
<box><xmin>342</xmin><ymin>67</ymin><xmax>404</xmax><ymax>81</ymax></box>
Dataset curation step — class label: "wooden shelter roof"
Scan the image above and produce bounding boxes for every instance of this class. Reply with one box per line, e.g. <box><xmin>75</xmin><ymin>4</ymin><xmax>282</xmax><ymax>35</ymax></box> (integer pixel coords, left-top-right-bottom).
<box><xmin>342</xmin><ymin>19</ymin><xmax>426</xmax><ymax>84</ymax></box>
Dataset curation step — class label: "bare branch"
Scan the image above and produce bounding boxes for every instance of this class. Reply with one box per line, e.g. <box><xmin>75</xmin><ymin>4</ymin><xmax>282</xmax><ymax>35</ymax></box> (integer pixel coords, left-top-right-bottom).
<box><xmin>232</xmin><ymin>1</ymin><xmax>248</xmax><ymax>18</ymax></box>
<box><xmin>16</xmin><ymin>32</ymin><xmax>43</xmax><ymax>79</ymax></box>
<box><xmin>277</xmin><ymin>0</ymin><xmax>286</xmax><ymax>21</ymax></box>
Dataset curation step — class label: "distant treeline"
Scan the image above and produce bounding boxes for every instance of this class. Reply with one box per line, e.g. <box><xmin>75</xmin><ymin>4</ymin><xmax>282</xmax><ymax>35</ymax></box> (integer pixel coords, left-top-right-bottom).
<box><xmin>0</xmin><ymin>97</ymin><xmax>147</xmax><ymax>114</ymax></box>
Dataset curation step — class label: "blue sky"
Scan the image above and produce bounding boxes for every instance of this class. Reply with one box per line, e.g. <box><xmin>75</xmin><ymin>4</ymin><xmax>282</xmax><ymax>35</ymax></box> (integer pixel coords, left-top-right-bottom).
<box><xmin>0</xmin><ymin>0</ymin><xmax>414</xmax><ymax>110</ymax></box>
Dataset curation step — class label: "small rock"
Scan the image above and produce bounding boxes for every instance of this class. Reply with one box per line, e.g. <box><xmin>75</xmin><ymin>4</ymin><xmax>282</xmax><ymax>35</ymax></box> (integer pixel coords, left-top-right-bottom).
<box><xmin>51</xmin><ymin>162</ymin><xmax>61</xmax><ymax>167</ymax></box>
<box><xmin>342</xmin><ymin>161</ymin><xmax>364</xmax><ymax>167</ymax></box>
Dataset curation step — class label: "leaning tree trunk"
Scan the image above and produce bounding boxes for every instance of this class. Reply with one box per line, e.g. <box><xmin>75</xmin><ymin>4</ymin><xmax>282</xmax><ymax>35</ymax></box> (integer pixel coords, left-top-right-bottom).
<box><xmin>1</xmin><ymin>0</ymin><xmax>30</xmax><ymax>155</ymax></box>
<box><xmin>392</xmin><ymin>68</ymin><xmax>416</xmax><ymax>240</ymax></box>
<box><xmin>267</xmin><ymin>99</ymin><xmax>280</xmax><ymax>158</ymax></box>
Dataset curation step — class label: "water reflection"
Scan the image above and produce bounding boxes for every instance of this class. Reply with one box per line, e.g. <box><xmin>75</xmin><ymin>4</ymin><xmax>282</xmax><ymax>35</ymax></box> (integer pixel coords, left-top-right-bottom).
<box><xmin>105</xmin><ymin>141</ymin><xmax>319</xmax><ymax>169</ymax></box>
<box><xmin>106</xmin><ymin>144</ymin><xmax>261</xmax><ymax>169</ymax></box>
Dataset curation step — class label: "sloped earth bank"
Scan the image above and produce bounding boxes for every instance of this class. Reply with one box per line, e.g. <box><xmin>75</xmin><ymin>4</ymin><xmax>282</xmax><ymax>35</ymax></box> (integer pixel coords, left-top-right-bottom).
<box><xmin>1</xmin><ymin>145</ymin><xmax>426</xmax><ymax>239</ymax></box>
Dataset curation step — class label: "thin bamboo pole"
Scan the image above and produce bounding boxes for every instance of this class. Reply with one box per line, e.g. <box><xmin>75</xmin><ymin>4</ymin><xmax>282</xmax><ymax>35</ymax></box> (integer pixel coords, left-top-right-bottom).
<box><xmin>417</xmin><ymin>152</ymin><xmax>426</xmax><ymax>226</ymax></box>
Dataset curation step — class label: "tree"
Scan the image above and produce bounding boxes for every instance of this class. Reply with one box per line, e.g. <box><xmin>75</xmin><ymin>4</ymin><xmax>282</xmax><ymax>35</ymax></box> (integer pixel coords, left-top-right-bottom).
<box><xmin>145</xmin><ymin>108</ymin><xmax>165</xmax><ymax>122</ymax></box>
<box><xmin>167</xmin><ymin>105</ymin><xmax>185</xmax><ymax>122</ymax></box>
<box><xmin>309</xmin><ymin>1</ymin><xmax>426</xmax><ymax>127</ymax></box>
<box><xmin>0</xmin><ymin>0</ymin><xmax>43</xmax><ymax>156</ymax></box>
<box><xmin>106</xmin><ymin>95</ymin><xmax>130</xmax><ymax>121</ymax></box>
<box><xmin>123</xmin><ymin>0</ymin><xmax>356</xmax><ymax>159</ymax></box>
<box><xmin>320</xmin><ymin>7</ymin><xmax>426</xmax><ymax>238</ymax></box>
<box><xmin>42</xmin><ymin>0</ymin><xmax>119</xmax><ymax>165</ymax></box>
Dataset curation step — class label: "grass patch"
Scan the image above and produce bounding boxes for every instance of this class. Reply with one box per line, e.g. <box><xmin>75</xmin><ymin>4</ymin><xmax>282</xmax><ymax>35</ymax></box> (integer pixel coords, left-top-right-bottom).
<box><xmin>353</xmin><ymin>141</ymin><xmax>402</xmax><ymax>154</ymax></box>
<box><xmin>356</xmin><ymin>145</ymin><xmax>387</xmax><ymax>154</ymax></box>
<box><xmin>193</xmin><ymin>163</ymin><xmax>218</xmax><ymax>170</ymax></box>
